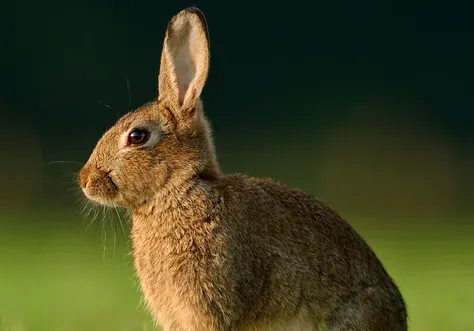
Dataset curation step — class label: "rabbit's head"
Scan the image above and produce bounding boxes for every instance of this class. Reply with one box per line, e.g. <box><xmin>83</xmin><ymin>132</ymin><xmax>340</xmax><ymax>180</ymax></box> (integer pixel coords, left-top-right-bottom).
<box><xmin>78</xmin><ymin>8</ymin><xmax>218</xmax><ymax>208</ymax></box>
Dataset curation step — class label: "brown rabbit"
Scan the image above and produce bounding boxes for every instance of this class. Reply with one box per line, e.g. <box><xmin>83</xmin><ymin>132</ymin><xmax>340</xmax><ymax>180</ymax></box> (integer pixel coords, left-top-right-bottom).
<box><xmin>78</xmin><ymin>7</ymin><xmax>407</xmax><ymax>331</ymax></box>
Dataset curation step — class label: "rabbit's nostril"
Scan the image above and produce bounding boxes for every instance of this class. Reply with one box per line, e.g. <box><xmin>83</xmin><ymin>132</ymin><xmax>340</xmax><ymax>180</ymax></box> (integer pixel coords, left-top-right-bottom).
<box><xmin>78</xmin><ymin>173</ymin><xmax>90</xmax><ymax>189</ymax></box>
<box><xmin>78</xmin><ymin>166</ymin><xmax>92</xmax><ymax>189</ymax></box>
<box><xmin>81</xmin><ymin>178</ymin><xmax>90</xmax><ymax>189</ymax></box>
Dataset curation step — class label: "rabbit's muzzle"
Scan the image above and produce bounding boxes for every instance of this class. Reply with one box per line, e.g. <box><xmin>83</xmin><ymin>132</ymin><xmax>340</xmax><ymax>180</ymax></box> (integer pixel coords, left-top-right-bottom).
<box><xmin>78</xmin><ymin>165</ymin><xmax>118</xmax><ymax>206</ymax></box>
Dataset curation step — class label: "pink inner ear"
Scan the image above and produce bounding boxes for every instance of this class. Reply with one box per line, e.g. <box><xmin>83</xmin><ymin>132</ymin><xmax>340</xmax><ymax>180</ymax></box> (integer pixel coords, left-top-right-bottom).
<box><xmin>179</xmin><ymin>83</ymin><xmax>189</xmax><ymax>105</ymax></box>
<box><xmin>176</xmin><ymin>51</ymin><xmax>197</xmax><ymax>106</ymax></box>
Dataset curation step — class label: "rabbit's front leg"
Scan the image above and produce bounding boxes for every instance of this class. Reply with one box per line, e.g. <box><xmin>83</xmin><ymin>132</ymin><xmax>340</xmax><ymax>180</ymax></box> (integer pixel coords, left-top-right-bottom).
<box><xmin>169</xmin><ymin>324</ymin><xmax>229</xmax><ymax>331</ymax></box>
<box><xmin>169</xmin><ymin>313</ymin><xmax>232</xmax><ymax>331</ymax></box>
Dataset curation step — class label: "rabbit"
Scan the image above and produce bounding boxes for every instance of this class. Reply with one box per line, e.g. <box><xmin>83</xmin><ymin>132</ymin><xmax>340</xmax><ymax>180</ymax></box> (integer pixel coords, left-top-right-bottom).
<box><xmin>78</xmin><ymin>7</ymin><xmax>407</xmax><ymax>331</ymax></box>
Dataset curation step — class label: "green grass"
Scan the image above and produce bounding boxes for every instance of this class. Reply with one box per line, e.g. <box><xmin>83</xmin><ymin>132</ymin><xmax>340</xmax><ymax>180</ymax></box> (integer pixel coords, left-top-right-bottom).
<box><xmin>357</xmin><ymin>220</ymin><xmax>474</xmax><ymax>330</ymax></box>
<box><xmin>0</xmin><ymin>212</ymin><xmax>473</xmax><ymax>331</ymax></box>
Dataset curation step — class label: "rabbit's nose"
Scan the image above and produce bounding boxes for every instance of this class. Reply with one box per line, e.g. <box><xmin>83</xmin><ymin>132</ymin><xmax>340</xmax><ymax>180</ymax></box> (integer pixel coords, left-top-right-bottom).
<box><xmin>78</xmin><ymin>166</ymin><xmax>91</xmax><ymax>189</ymax></box>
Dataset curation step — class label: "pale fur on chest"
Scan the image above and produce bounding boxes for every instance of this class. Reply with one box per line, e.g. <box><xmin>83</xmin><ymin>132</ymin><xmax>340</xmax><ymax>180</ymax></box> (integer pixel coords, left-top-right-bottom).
<box><xmin>132</xmin><ymin>216</ymin><xmax>318</xmax><ymax>331</ymax></box>
<box><xmin>130</xmin><ymin>184</ymin><xmax>221</xmax><ymax>330</ymax></box>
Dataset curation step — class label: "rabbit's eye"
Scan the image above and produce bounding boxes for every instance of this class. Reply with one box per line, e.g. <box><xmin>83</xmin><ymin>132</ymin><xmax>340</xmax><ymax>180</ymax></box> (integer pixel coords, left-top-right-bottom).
<box><xmin>128</xmin><ymin>129</ymin><xmax>150</xmax><ymax>146</ymax></box>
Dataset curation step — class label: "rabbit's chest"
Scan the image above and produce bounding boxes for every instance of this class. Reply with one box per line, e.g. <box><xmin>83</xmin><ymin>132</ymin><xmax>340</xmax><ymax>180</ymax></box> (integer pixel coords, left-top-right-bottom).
<box><xmin>132</xmin><ymin>228</ymin><xmax>201</xmax><ymax>285</ymax></box>
<box><xmin>132</xmin><ymin>234</ymin><xmax>200</xmax><ymax>321</ymax></box>
<box><xmin>131</xmin><ymin>222</ymin><xmax>209</xmax><ymax>311</ymax></box>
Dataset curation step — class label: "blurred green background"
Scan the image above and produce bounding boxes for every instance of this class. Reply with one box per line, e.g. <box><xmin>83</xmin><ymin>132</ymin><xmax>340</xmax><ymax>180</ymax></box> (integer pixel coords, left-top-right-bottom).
<box><xmin>0</xmin><ymin>1</ymin><xmax>473</xmax><ymax>330</ymax></box>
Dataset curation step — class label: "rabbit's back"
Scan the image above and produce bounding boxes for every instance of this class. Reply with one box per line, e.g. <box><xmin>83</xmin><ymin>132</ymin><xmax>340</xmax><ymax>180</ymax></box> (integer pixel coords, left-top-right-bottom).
<box><xmin>212</xmin><ymin>175</ymin><xmax>402</xmax><ymax>323</ymax></box>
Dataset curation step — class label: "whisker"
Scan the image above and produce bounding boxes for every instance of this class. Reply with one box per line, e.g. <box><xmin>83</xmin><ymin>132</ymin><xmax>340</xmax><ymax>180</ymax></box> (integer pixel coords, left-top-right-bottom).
<box><xmin>111</xmin><ymin>208</ymin><xmax>117</xmax><ymax>260</ymax></box>
<box><xmin>65</xmin><ymin>173</ymin><xmax>83</xmax><ymax>194</ymax></box>
<box><xmin>114</xmin><ymin>206</ymin><xmax>128</xmax><ymax>246</ymax></box>
<box><xmin>84</xmin><ymin>204</ymin><xmax>96</xmax><ymax>230</ymax></box>
<box><xmin>94</xmin><ymin>99</ymin><xmax>120</xmax><ymax>118</ymax></box>
<box><xmin>124</xmin><ymin>76</ymin><xmax>132</xmax><ymax>111</ymax></box>
<box><xmin>43</xmin><ymin>160</ymin><xmax>84</xmax><ymax>166</ymax></box>
<box><xmin>103</xmin><ymin>207</ymin><xmax>114</xmax><ymax>260</ymax></box>
<box><xmin>76</xmin><ymin>197</ymin><xmax>87</xmax><ymax>212</ymax></box>
<box><xmin>74</xmin><ymin>197</ymin><xmax>91</xmax><ymax>232</ymax></box>
<box><xmin>83</xmin><ymin>203</ymin><xmax>92</xmax><ymax>220</ymax></box>
<box><xmin>100</xmin><ymin>206</ymin><xmax>108</xmax><ymax>261</ymax></box>
<box><xmin>83</xmin><ymin>201</ymin><xmax>97</xmax><ymax>230</ymax></box>
<box><xmin>91</xmin><ymin>204</ymin><xmax>100</xmax><ymax>222</ymax></box>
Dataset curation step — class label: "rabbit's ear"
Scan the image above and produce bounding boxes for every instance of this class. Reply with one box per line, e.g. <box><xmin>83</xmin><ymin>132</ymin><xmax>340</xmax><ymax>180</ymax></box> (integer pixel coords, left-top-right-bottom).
<box><xmin>158</xmin><ymin>8</ymin><xmax>210</xmax><ymax>118</ymax></box>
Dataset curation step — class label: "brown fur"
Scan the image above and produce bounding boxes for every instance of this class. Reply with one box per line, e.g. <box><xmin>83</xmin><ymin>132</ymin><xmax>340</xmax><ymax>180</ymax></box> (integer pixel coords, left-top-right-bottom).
<box><xmin>78</xmin><ymin>7</ymin><xmax>407</xmax><ymax>331</ymax></box>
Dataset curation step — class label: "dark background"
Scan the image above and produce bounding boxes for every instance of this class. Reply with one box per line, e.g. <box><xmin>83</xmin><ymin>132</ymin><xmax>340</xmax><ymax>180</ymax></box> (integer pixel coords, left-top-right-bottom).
<box><xmin>1</xmin><ymin>1</ymin><xmax>474</xmax><ymax>216</ymax></box>
<box><xmin>0</xmin><ymin>1</ymin><xmax>473</xmax><ymax>330</ymax></box>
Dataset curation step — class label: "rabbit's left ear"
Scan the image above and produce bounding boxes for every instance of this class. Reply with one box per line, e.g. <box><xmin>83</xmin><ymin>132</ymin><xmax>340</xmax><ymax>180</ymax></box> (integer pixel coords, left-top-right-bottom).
<box><xmin>158</xmin><ymin>7</ymin><xmax>210</xmax><ymax>118</ymax></box>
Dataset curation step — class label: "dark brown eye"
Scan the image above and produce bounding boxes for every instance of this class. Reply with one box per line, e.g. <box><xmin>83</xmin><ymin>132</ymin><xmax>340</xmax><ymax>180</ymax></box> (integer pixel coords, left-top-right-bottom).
<box><xmin>128</xmin><ymin>129</ymin><xmax>149</xmax><ymax>145</ymax></box>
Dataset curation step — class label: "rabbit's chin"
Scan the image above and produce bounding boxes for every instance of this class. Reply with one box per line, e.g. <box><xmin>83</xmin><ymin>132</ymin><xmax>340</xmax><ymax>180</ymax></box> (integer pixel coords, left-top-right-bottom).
<box><xmin>82</xmin><ymin>189</ymin><xmax>121</xmax><ymax>208</ymax></box>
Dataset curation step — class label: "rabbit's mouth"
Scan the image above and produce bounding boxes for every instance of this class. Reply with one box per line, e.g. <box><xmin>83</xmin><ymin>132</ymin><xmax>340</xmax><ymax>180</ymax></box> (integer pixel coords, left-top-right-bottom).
<box><xmin>108</xmin><ymin>174</ymin><xmax>119</xmax><ymax>191</ymax></box>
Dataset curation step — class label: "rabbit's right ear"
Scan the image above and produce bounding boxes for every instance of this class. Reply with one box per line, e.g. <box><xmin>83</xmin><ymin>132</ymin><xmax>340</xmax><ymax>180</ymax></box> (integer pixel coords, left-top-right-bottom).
<box><xmin>158</xmin><ymin>8</ymin><xmax>210</xmax><ymax>121</ymax></box>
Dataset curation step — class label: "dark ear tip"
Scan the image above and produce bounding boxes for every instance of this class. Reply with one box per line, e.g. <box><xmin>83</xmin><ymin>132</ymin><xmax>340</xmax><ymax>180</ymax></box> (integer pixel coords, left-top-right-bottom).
<box><xmin>184</xmin><ymin>7</ymin><xmax>204</xmax><ymax>15</ymax></box>
<box><xmin>185</xmin><ymin>7</ymin><xmax>207</xmax><ymax>24</ymax></box>
<box><xmin>183</xmin><ymin>7</ymin><xmax>210</xmax><ymax>44</ymax></box>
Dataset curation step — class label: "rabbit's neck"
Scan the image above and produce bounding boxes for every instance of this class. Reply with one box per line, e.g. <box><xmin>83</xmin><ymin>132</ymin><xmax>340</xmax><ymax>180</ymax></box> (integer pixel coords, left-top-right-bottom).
<box><xmin>131</xmin><ymin>176</ymin><xmax>219</xmax><ymax>248</ymax></box>
<box><xmin>134</xmin><ymin>175</ymin><xmax>215</xmax><ymax>216</ymax></box>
